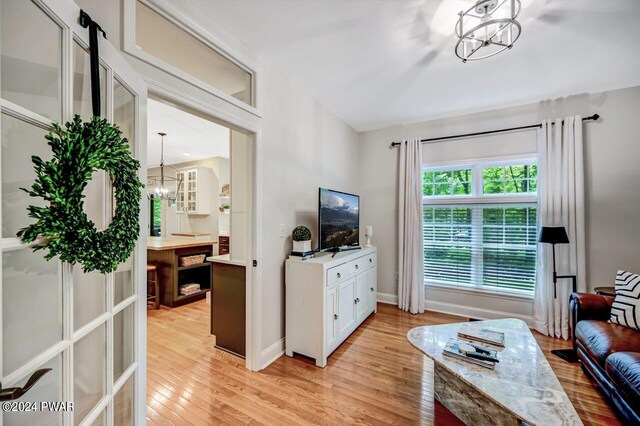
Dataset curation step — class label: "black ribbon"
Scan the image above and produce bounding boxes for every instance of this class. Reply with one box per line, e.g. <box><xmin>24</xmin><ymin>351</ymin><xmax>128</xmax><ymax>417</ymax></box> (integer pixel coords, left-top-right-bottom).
<box><xmin>79</xmin><ymin>10</ymin><xmax>107</xmax><ymax>117</ymax></box>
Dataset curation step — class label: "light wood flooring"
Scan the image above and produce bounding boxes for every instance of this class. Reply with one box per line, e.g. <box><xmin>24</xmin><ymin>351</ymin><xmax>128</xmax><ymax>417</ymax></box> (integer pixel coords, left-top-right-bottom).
<box><xmin>147</xmin><ymin>300</ymin><xmax>621</xmax><ymax>425</ymax></box>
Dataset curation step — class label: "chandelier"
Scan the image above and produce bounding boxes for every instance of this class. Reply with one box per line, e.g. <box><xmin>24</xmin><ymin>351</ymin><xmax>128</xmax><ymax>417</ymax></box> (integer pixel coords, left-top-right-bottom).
<box><xmin>147</xmin><ymin>132</ymin><xmax>183</xmax><ymax>201</ymax></box>
<box><xmin>455</xmin><ymin>0</ymin><xmax>522</xmax><ymax>63</ymax></box>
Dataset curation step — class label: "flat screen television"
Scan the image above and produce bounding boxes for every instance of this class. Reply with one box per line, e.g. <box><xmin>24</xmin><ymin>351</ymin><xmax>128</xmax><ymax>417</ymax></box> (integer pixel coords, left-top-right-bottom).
<box><xmin>318</xmin><ymin>188</ymin><xmax>360</xmax><ymax>251</ymax></box>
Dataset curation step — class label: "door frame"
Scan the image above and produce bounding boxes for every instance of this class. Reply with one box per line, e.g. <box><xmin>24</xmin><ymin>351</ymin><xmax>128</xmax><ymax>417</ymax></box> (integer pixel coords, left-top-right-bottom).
<box><xmin>144</xmin><ymin>78</ymin><xmax>263</xmax><ymax>371</ymax></box>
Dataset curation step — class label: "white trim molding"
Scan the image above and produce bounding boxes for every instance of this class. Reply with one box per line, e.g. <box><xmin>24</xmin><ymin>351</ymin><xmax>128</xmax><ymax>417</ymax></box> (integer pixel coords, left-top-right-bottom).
<box><xmin>425</xmin><ymin>300</ymin><xmax>533</xmax><ymax>326</ymax></box>
<box><xmin>261</xmin><ymin>338</ymin><xmax>285</xmax><ymax>369</ymax></box>
<box><xmin>376</xmin><ymin>292</ymin><xmax>533</xmax><ymax>326</ymax></box>
<box><xmin>377</xmin><ymin>292</ymin><xmax>399</xmax><ymax>305</ymax></box>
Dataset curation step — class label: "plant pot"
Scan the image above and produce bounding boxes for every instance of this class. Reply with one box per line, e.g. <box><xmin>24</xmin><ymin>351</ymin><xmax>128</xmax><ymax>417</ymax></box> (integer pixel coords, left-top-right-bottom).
<box><xmin>293</xmin><ymin>240</ymin><xmax>312</xmax><ymax>253</ymax></box>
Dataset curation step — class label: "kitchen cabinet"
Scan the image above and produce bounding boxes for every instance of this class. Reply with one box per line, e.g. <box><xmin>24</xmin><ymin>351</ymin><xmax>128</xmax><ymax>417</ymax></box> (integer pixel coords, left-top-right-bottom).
<box><xmin>175</xmin><ymin>166</ymin><xmax>214</xmax><ymax>215</ymax></box>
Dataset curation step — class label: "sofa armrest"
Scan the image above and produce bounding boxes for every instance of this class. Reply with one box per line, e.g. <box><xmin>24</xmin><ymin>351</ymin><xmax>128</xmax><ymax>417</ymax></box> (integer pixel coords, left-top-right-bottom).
<box><xmin>570</xmin><ymin>292</ymin><xmax>614</xmax><ymax>323</ymax></box>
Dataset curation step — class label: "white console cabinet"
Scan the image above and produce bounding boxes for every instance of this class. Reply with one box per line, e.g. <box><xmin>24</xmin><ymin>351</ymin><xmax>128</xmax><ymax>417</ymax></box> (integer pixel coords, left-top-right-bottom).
<box><xmin>285</xmin><ymin>247</ymin><xmax>377</xmax><ymax>367</ymax></box>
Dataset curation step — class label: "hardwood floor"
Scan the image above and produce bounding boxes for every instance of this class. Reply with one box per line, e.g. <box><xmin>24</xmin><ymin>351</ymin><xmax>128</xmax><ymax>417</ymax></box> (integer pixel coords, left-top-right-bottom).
<box><xmin>147</xmin><ymin>301</ymin><xmax>621</xmax><ymax>425</ymax></box>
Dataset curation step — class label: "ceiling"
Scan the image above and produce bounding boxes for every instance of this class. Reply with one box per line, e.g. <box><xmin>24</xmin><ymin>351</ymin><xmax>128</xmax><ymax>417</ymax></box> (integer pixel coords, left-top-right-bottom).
<box><xmin>147</xmin><ymin>98</ymin><xmax>230</xmax><ymax>167</ymax></box>
<box><xmin>182</xmin><ymin>0</ymin><xmax>640</xmax><ymax>131</ymax></box>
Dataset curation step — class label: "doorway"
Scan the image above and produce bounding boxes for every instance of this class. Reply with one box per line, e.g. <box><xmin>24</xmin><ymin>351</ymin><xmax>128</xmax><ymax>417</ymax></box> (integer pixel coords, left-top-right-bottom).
<box><xmin>144</xmin><ymin>94</ymin><xmax>255</xmax><ymax>370</ymax></box>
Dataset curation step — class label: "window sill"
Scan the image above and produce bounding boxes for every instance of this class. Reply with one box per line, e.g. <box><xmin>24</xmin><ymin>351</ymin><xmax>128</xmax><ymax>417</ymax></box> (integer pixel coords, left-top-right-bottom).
<box><xmin>424</xmin><ymin>281</ymin><xmax>534</xmax><ymax>302</ymax></box>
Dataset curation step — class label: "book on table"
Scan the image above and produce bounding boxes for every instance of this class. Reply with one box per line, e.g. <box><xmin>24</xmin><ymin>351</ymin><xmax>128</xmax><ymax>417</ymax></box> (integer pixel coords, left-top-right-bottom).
<box><xmin>289</xmin><ymin>250</ymin><xmax>315</xmax><ymax>260</ymax></box>
<box><xmin>457</xmin><ymin>324</ymin><xmax>505</xmax><ymax>347</ymax></box>
<box><xmin>290</xmin><ymin>250</ymin><xmax>314</xmax><ymax>257</ymax></box>
<box><xmin>443</xmin><ymin>338</ymin><xmax>498</xmax><ymax>369</ymax></box>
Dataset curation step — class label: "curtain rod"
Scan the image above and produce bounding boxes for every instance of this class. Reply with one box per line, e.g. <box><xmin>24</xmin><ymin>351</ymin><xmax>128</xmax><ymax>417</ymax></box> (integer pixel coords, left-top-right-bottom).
<box><xmin>389</xmin><ymin>114</ymin><xmax>600</xmax><ymax>149</ymax></box>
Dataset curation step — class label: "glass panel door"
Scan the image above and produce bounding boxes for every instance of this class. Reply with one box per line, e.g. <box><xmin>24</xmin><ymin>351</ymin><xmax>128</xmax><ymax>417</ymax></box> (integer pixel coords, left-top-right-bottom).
<box><xmin>0</xmin><ymin>1</ymin><xmax>147</xmax><ymax>425</ymax></box>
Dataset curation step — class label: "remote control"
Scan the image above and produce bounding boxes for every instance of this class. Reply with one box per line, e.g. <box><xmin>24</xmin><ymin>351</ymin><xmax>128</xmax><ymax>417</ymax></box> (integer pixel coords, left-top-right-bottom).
<box><xmin>466</xmin><ymin>352</ymin><xmax>499</xmax><ymax>363</ymax></box>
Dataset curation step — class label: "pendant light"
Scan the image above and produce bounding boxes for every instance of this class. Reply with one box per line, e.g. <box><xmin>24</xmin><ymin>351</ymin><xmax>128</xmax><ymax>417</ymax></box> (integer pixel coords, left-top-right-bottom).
<box><xmin>147</xmin><ymin>132</ymin><xmax>183</xmax><ymax>201</ymax></box>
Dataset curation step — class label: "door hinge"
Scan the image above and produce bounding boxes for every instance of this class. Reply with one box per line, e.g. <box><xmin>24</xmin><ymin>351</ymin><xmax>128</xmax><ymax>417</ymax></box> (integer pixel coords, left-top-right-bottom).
<box><xmin>253</xmin><ymin>259</ymin><xmax>257</xmax><ymax>267</ymax></box>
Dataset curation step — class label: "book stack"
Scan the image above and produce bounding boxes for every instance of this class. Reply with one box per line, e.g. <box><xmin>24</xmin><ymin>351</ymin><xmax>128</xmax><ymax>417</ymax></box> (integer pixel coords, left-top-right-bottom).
<box><xmin>180</xmin><ymin>283</ymin><xmax>201</xmax><ymax>296</ymax></box>
<box><xmin>443</xmin><ymin>338</ymin><xmax>499</xmax><ymax>369</ymax></box>
<box><xmin>289</xmin><ymin>250</ymin><xmax>315</xmax><ymax>261</ymax></box>
<box><xmin>457</xmin><ymin>324</ymin><xmax>505</xmax><ymax>347</ymax></box>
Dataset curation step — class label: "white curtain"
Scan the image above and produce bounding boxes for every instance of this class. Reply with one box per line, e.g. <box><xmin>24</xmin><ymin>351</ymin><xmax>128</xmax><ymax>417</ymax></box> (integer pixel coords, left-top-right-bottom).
<box><xmin>398</xmin><ymin>138</ymin><xmax>425</xmax><ymax>314</ymax></box>
<box><xmin>533</xmin><ymin>116</ymin><xmax>587</xmax><ymax>339</ymax></box>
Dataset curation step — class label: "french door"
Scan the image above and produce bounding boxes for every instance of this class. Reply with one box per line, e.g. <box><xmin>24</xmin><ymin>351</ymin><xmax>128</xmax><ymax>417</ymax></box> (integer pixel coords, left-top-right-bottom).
<box><xmin>0</xmin><ymin>0</ymin><xmax>147</xmax><ymax>425</ymax></box>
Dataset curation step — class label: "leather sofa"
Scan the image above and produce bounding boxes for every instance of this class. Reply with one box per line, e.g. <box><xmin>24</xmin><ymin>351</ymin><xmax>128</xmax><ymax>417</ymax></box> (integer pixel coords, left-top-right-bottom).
<box><xmin>570</xmin><ymin>293</ymin><xmax>640</xmax><ymax>426</ymax></box>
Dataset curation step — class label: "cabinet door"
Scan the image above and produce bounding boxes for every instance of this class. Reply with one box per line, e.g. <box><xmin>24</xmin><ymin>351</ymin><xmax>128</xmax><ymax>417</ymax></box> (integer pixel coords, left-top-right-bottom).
<box><xmin>325</xmin><ymin>286</ymin><xmax>338</xmax><ymax>351</ymax></box>
<box><xmin>338</xmin><ymin>278</ymin><xmax>356</xmax><ymax>337</ymax></box>
<box><xmin>176</xmin><ymin>171</ymin><xmax>186</xmax><ymax>212</ymax></box>
<box><xmin>355</xmin><ymin>272</ymin><xmax>368</xmax><ymax>322</ymax></box>
<box><xmin>186</xmin><ymin>169</ymin><xmax>197</xmax><ymax>212</ymax></box>
<box><xmin>367</xmin><ymin>267</ymin><xmax>377</xmax><ymax>313</ymax></box>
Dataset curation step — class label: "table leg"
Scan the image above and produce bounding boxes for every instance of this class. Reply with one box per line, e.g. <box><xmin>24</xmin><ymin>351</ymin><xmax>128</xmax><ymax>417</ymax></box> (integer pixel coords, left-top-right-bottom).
<box><xmin>154</xmin><ymin>269</ymin><xmax>160</xmax><ymax>310</ymax></box>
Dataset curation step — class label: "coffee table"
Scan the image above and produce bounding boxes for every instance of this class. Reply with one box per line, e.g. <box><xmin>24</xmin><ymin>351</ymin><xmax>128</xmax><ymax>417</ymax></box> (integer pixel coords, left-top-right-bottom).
<box><xmin>408</xmin><ymin>318</ymin><xmax>583</xmax><ymax>425</ymax></box>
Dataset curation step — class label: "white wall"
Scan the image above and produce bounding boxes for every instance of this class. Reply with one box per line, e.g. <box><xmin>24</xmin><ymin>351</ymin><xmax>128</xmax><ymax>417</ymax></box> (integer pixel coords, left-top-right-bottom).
<box><xmin>75</xmin><ymin>0</ymin><xmax>358</xmax><ymax>363</ymax></box>
<box><xmin>359</xmin><ymin>86</ymin><xmax>640</xmax><ymax>319</ymax></box>
<box><xmin>258</xmin><ymin>65</ymin><xmax>359</xmax><ymax>350</ymax></box>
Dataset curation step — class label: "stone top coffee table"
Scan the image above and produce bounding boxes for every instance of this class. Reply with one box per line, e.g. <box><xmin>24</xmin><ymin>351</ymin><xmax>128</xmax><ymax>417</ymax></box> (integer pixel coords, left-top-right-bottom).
<box><xmin>407</xmin><ymin>318</ymin><xmax>582</xmax><ymax>426</ymax></box>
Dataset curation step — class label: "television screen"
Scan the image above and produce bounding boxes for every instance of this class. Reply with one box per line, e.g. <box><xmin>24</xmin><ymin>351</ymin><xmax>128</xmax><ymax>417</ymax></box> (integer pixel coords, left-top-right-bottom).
<box><xmin>319</xmin><ymin>188</ymin><xmax>360</xmax><ymax>251</ymax></box>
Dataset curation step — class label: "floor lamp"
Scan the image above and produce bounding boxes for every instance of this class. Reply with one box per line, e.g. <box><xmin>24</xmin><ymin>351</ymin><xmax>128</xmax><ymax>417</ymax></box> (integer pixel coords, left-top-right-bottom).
<box><xmin>538</xmin><ymin>226</ymin><xmax>578</xmax><ymax>363</ymax></box>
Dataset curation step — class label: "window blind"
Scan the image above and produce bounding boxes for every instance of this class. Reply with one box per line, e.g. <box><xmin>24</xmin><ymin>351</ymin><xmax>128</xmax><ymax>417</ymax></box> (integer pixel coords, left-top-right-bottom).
<box><xmin>424</xmin><ymin>204</ymin><xmax>537</xmax><ymax>293</ymax></box>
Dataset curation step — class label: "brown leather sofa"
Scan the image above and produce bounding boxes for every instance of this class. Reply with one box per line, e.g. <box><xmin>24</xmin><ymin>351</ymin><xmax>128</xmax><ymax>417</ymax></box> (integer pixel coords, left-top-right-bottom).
<box><xmin>570</xmin><ymin>293</ymin><xmax>640</xmax><ymax>426</ymax></box>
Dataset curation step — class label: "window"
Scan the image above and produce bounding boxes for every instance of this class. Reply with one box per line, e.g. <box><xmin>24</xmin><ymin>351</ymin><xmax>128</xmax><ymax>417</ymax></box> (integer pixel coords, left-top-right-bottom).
<box><xmin>149</xmin><ymin>196</ymin><xmax>162</xmax><ymax>236</ymax></box>
<box><xmin>423</xmin><ymin>160</ymin><xmax>537</xmax><ymax>295</ymax></box>
<box><xmin>131</xmin><ymin>1</ymin><xmax>254</xmax><ymax>107</ymax></box>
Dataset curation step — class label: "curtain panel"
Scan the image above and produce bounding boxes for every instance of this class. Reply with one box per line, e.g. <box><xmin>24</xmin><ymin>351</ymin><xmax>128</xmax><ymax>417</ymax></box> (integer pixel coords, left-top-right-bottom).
<box><xmin>533</xmin><ymin>116</ymin><xmax>587</xmax><ymax>339</ymax></box>
<box><xmin>398</xmin><ymin>138</ymin><xmax>425</xmax><ymax>314</ymax></box>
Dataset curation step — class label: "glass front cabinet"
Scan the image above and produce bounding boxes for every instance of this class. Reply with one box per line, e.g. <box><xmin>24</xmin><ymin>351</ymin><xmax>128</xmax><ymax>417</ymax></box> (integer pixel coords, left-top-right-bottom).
<box><xmin>175</xmin><ymin>167</ymin><xmax>213</xmax><ymax>215</ymax></box>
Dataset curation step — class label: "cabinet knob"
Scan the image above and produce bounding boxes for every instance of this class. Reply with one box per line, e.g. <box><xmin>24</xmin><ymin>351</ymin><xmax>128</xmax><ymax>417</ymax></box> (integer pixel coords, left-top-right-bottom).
<box><xmin>355</xmin><ymin>264</ymin><xmax>359</xmax><ymax>269</ymax></box>
<box><xmin>354</xmin><ymin>299</ymin><xmax>357</xmax><ymax>304</ymax></box>
<box><xmin>369</xmin><ymin>258</ymin><xmax>372</xmax><ymax>263</ymax></box>
<box><xmin>334</xmin><ymin>314</ymin><xmax>338</xmax><ymax>320</ymax></box>
<box><xmin>370</xmin><ymin>287</ymin><xmax>374</xmax><ymax>291</ymax></box>
<box><xmin>337</xmin><ymin>272</ymin><xmax>341</xmax><ymax>279</ymax></box>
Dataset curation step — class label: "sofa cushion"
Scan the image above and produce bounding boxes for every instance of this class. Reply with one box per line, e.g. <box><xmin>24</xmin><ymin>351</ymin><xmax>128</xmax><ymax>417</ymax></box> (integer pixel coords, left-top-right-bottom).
<box><xmin>575</xmin><ymin>320</ymin><xmax>640</xmax><ymax>368</ymax></box>
<box><xmin>605</xmin><ymin>352</ymin><xmax>640</xmax><ymax>415</ymax></box>
<box><xmin>610</xmin><ymin>270</ymin><xmax>640</xmax><ymax>330</ymax></box>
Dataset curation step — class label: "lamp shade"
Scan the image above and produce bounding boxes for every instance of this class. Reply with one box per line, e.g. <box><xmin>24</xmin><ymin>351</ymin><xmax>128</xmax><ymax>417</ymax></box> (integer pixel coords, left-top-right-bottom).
<box><xmin>538</xmin><ymin>226</ymin><xmax>569</xmax><ymax>244</ymax></box>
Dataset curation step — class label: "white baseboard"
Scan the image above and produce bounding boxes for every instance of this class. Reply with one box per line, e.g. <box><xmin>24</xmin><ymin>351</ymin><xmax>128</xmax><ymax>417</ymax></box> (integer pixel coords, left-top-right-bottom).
<box><xmin>425</xmin><ymin>300</ymin><xmax>533</xmax><ymax>327</ymax></box>
<box><xmin>377</xmin><ymin>292</ymin><xmax>398</xmax><ymax>305</ymax></box>
<box><xmin>376</xmin><ymin>292</ymin><xmax>532</xmax><ymax>326</ymax></box>
<box><xmin>260</xmin><ymin>337</ymin><xmax>285</xmax><ymax>369</ymax></box>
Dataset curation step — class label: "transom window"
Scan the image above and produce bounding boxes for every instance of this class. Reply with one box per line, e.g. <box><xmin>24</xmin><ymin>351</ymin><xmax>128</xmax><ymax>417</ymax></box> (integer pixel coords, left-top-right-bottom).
<box><xmin>423</xmin><ymin>159</ymin><xmax>538</xmax><ymax>295</ymax></box>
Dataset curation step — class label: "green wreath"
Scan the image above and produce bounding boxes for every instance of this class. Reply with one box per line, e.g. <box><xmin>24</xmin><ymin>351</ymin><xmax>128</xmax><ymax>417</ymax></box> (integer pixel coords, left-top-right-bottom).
<box><xmin>17</xmin><ymin>115</ymin><xmax>144</xmax><ymax>274</ymax></box>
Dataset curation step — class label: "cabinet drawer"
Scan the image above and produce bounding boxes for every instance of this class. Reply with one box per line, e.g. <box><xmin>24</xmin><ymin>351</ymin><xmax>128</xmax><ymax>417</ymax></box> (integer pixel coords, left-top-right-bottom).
<box><xmin>348</xmin><ymin>253</ymin><xmax>376</xmax><ymax>275</ymax></box>
<box><xmin>327</xmin><ymin>263</ymin><xmax>349</xmax><ymax>286</ymax></box>
<box><xmin>219</xmin><ymin>245</ymin><xmax>230</xmax><ymax>255</ymax></box>
<box><xmin>363</xmin><ymin>253</ymin><xmax>376</xmax><ymax>268</ymax></box>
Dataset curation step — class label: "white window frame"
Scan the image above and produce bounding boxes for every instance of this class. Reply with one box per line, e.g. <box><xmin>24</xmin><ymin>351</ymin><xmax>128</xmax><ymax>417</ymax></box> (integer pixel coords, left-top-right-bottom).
<box><xmin>123</xmin><ymin>0</ymin><xmax>262</xmax><ymax>117</ymax></box>
<box><xmin>423</xmin><ymin>155</ymin><xmax>538</xmax><ymax>298</ymax></box>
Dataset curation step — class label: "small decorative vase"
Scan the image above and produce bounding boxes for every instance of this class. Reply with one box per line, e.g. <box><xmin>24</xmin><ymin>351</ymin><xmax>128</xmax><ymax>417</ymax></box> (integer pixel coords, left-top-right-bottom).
<box><xmin>293</xmin><ymin>240</ymin><xmax>312</xmax><ymax>253</ymax></box>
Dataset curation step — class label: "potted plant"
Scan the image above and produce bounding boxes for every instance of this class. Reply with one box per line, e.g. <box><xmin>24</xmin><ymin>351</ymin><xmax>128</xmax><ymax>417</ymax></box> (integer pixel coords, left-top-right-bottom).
<box><xmin>292</xmin><ymin>225</ymin><xmax>312</xmax><ymax>253</ymax></box>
